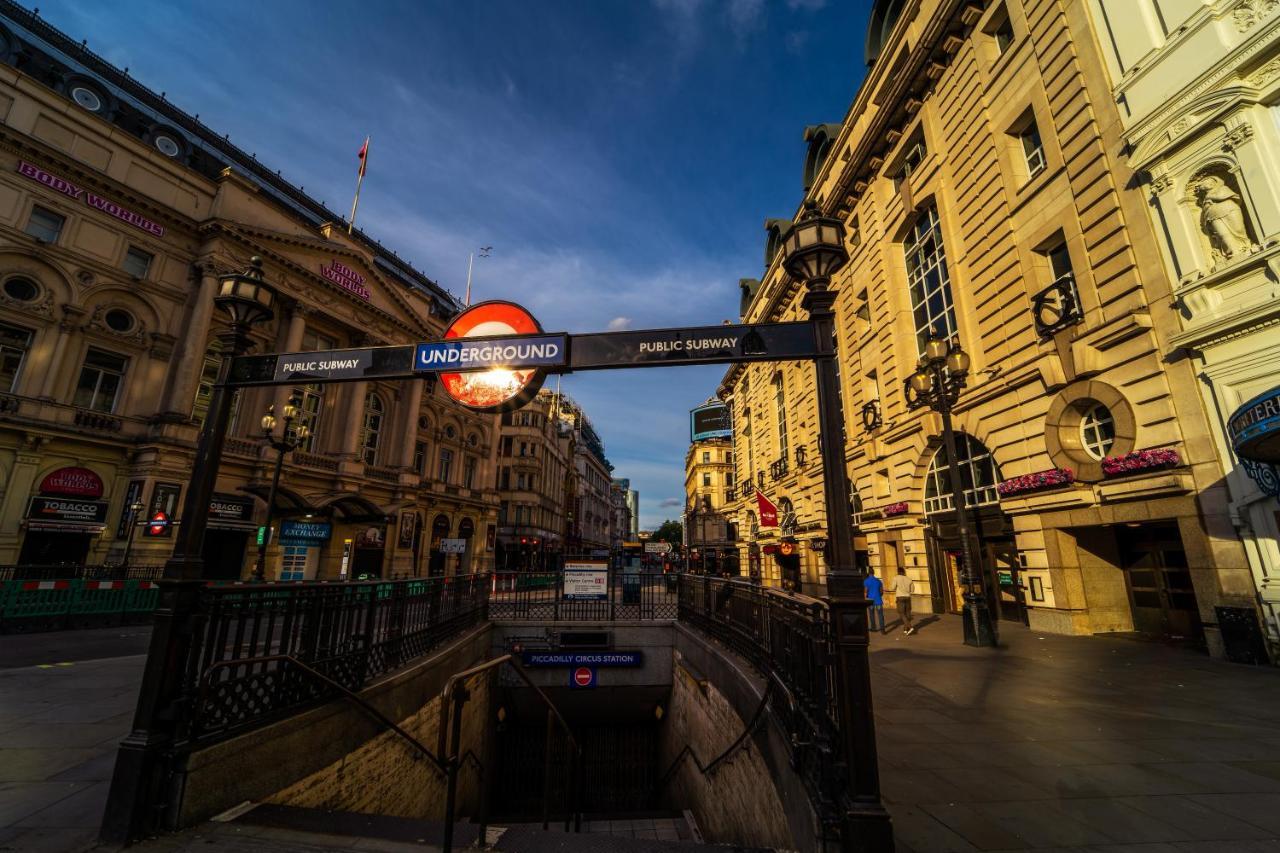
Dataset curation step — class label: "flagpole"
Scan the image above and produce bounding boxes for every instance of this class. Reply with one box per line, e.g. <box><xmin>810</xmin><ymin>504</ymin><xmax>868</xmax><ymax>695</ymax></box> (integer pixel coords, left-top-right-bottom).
<box><xmin>348</xmin><ymin>136</ymin><xmax>370</xmax><ymax>234</ymax></box>
<box><xmin>464</xmin><ymin>253</ymin><xmax>474</xmax><ymax>306</ymax></box>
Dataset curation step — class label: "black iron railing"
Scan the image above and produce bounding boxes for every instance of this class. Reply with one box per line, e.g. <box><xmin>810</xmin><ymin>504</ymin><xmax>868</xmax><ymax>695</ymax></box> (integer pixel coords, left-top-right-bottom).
<box><xmin>676</xmin><ymin>574</ymin><xmax>845</xmax><ymax>838</ymax></box>
<box><xmin>187</xmin><ymin>574</ymin><xmax>489</xmax><ymax>742</ymax></box>
<box><xmin>488</xmin><ymin>569</ymin><xmax>679</xmax><ymax>621</ymax></box>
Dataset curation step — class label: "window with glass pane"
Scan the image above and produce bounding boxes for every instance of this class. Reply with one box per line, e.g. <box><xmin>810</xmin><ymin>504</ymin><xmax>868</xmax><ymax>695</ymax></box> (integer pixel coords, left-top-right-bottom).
<box><xmin>773</xmin><ymin>373</ymin><xmax>789</xmax><ymax>461</ymax></box>
<box><xmin>0</xmin><ymin>323</ymin><xmax>32</xmax><ymax>393</ymax></box>
<box><xmin>291</xmin><ymin>384</ymin><xmax>323</xmax><ymax>451</ymax></box>
<box><xmin>464</xmin><ymin>456</ymin><xmax>477</xmax><ymax>489</ymax></box>
<box><xmin>25</xmin><ymin>206</ymin><xmax>65</xmax><ymax>243</ymax></box>
<box><xmin>123</xmin><ymin>246</ymin><xmax>154</xmax><ymax>278</ymax></box>
<box><xmin>924</xmin><ymin>434</ymin><xmax>1000</xmax><ymax>514</ymax></box>
<box><xmin>702</xmin><ymin>472</ymin><xmax>712</xmax><ymax>487</ymax></box>
<box><xmin>439</xmin><ymin>448</ymin><xmax>454</xmax><ymax>483</ymax></box>
<box><xmin>903</xmin><ymin>205</ymin><xmax>958</xmax><ymax>354</ymax></box>
<box><xmin>702</xmin><ymin>451</ymin><xmax>710</xmax><ymax>463</ymax></box>
<box><xmin>1080</xmin><ymin>404</ymin><xmax>1116</xmax><ymax>460</ymax></box>
<box><xmin>993</xmin><ymin>15</ymin><xmax>1014</xmax><ymax>54</ymax></box>
<box><xmin>1020</xmin><ymin>120</ymin><xmax>1046</xmax><ymax>178</ymax></box>
<box><xmin>360</xmin><ymin>392</ymin><xmax>385</xmax><ymax>465</ymax></box>
<box><xmin>74</xmin><ymin>349</ymin><xmax>126</xmax><ymax>412</ymax></box>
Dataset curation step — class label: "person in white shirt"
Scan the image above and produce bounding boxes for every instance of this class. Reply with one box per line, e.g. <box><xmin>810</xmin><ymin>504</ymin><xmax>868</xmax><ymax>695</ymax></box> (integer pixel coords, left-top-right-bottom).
<box><xmin>892</xmin><ymin>568</ymin><xmax>915</xmax><ymax>635</ymax></box>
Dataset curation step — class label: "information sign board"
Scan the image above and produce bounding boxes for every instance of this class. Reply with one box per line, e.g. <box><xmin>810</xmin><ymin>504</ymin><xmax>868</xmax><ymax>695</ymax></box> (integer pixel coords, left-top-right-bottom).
<box><xmin>644</xmin><ymin>541</ymin><xmax>671</xmax><ymax>554</ymax></box>
<box><xmin>563</xmin><ymin>561</ymin><xmax>608</xmax><ymax>600</ymax></box>
<box><xmin>521</xmin><ymin>651</ymin><xmax>643</xmax><ymax>667</ymax></box>
<box><xmin>439</xmin><ymin>538</ymin><xmax>467</xmax><ymax>554</ymax></box>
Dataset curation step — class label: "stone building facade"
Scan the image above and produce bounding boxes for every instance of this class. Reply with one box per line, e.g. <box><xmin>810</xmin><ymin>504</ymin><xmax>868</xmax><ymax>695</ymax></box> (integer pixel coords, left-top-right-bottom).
<box><xmin>716</xmin><ymin>0</ymin><xmax>1260</xmax><ymax>659</ymax></box>
<box><xmin>1082</xmin><ymin>0</ymin><xmax>1280</xmax><ymax>652</ymax></box>
<box><xmin>683</xmin><ymin>437</ymin><xmax>738</xmax><ymax>574</ymax></box>
<box><xmin>557</xmin><ymin>396</ymin><xmax>614</xmax><ymax>554</ymax></box>
<box><xmin>0</xmin><ymin>5</ymin><xmax>500</xmax><ymax>579</ymax></box>
<box><xmin>493</xmin><ymin>389</ymin><xmax>573</xmax><ymax>570</ymax></box>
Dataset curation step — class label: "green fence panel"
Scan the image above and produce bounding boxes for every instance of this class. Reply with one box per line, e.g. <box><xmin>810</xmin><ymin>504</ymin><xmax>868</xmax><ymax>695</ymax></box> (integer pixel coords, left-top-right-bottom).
<box><xmin>3</xmin><ymin>580</ymin><xmax>77</xmax><ymax>622</ymax></box>
<box><xmin>69</xmin><ymin>580</ymin><xmax>130</xmax><ymax>616</ymax></box>
<box><xmin>125</xmin><ymin>580</ymin><xmax>160</xmax><ymax>616</ymax></box>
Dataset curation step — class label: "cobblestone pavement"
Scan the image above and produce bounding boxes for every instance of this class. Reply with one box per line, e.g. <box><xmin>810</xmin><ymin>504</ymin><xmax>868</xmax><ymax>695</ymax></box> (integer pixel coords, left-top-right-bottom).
<box><xmin>870</xmin><ymin>614</ymin><xmax>1280</xmax><ymax>852</ymax></box>
<box><xmin>0</xmin><ymin>629</ymin><xmax>146</xmax><ymax>853</ymax></box>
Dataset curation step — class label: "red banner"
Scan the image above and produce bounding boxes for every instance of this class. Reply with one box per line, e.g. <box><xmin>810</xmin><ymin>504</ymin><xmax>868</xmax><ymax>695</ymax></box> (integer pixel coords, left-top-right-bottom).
<box><xmin>755</xmin><ymin>490</ymin><xmax>778</xmax><ymax>527</ymax></box>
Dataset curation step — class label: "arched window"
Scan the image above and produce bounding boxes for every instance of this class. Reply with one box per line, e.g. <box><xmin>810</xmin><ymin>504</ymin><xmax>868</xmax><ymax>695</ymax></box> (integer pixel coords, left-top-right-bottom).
<box><xmin>924</xmin><ymin>434</ymin><xmax>1000</xmax><ymax>515</ymax></box>
<box><xmin>773</xmin><ymin>372</ymin><xmax>789</xmax><ymax>462</ymax></box>
<box><xmin>360</xmin><ymin>392</ymin><xmax>385</xmax><ymax>465</ymax></box>
<box><xmin>904</xmin><ymin>204</ymin><xmax>958</xmax><ymax>355</ymax></box>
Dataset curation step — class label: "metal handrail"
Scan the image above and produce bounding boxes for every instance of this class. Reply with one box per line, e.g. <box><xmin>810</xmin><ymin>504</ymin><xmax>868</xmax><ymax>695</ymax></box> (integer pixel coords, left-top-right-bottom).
<box><xmin>437</xmin><ymin>653</ymin><xmax>584</xmax><ymax>852</ymax></box>
<box><xmin>198</xmin><ymin>654</ymin><xmax>446</xmax><ymax>774</ymax></box>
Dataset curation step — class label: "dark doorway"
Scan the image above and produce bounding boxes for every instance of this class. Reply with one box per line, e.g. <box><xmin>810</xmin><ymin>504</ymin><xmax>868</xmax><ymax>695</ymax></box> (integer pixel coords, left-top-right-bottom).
<box><xmin>986</xmin><ymin>538</ymin><xmax>1027</xmax><ymax>625</ymax></box>
<box><xmin>428</xmin><ymin>514</ymin><xmax>450</xmax><ymax>577</ymax></box>
<box><xmin>18</xmin><ymin>531</ymin><xmax>92</xmax><ymax>565</ymax></box>
<box><xmin>1117</xmin><ymin>522</ymin><xmax>1202</xmax><ymax>644</ymax></box>
<box><xmin>201</xmin><ymin>530</ymin><xmax>250</xmax><ymax>580</ymax></box>
<box><xmin>926</xmin><ymin>508</ymin><xmax>1024</xmax><ymax>623</ymax></box>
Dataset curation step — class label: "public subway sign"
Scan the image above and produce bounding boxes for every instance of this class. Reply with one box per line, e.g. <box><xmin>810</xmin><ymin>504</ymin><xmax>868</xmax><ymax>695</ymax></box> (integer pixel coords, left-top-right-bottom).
<box><xmin>271</xmin><ymin>347</ymin><xmax>397</xmax><ymax>384</ymax></box>
<box><xmin>320</xmin><ymin>260</ymin><xmax>371</xmax><ymax>300</ymax></box>
<box><xmin>16</xmin><ymin>161</ymin><xmax>165</xmax><ymax>237</ymax></box>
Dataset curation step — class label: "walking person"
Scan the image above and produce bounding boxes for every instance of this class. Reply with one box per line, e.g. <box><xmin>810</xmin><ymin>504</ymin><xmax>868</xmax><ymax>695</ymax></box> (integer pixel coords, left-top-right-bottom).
<box><xmin>893</xmin><ymin>567</ymin><xmax>915</xmax><ymax>635</ymax></box>
<box><xmin>863</xmin><ymin>568</ymin><xmax>885</xmax><ymax>633</ymax></box>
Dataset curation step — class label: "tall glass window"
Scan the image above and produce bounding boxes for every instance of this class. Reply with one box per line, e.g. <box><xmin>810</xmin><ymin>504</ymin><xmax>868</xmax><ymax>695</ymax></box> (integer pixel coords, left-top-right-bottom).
<box><xmin>360</xmin><ymin>392</ymin><xmax>385</xmax><ymax>465</ymax></box>
<box><xmin>439</xmin><ymin>448</ymin><xmax>454</xmax><ymax>483</ymax></box>
<box><xmin>903</xmin><ymin>204</ymin><xmax>958</xmax><ymax>354</ymax></box>
<box><xmin>0</xmin><ymin>322</ymin><xmax>33</xmax><ymax>393</ymax></box>
<box><xmin>74</xmin><ymin>349</ymin><xmax>126</xmax><ymax>412</ymax></box>
<box><xmin>773</xmin><ymin>372</ymin><xmax>789</xmax><ymax>462</ymax></box>
<box><xmin>291</xmin><ymin>385</ymin><xmax>322</xmax><ymax>451</ymax></box>
<box><xmin>924</xmin><ymin>434</ymin><xmax>1000</xmax><ymax>514</ymax></box>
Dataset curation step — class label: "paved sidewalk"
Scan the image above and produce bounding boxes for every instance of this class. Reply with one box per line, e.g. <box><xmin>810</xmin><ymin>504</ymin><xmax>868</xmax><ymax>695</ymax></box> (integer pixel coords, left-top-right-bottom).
<box><xmin>0</xmin><ymin>630</ymin><xmax>146</xmax><ymax>853</ymax></box>
<box><xmin>871</xmin><ymin>614</ymin><xmax>1280</xmax><ymax>852</ymax></box>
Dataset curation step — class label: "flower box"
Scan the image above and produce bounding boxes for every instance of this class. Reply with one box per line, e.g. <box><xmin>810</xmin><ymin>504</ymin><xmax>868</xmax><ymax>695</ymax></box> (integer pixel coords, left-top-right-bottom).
<box><xmin>1101</xmin><ymin>448</ymin><xmax>1181</xmax><ymax>478</ymax></box>
<box><xmin>882</xmin><ymin>502</ymin><xmax>909</xmax><ymax>517</ymax></box>
<box><xmin>997</xmin><ymin>468</ymin><xmax>1075</xmax><ymax>497</ymax></box>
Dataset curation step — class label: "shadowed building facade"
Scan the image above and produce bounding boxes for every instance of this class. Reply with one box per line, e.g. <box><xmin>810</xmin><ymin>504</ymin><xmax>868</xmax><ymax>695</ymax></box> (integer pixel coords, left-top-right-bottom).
<box><xmin>0</xmin><ymin>4</ymin><xmax>500</xmax><ymax>579</ymax></box>
<box><xmin>716</xmin><ymin>0</ymin><xmax>1262</xmax><ymax>659</ymax></box>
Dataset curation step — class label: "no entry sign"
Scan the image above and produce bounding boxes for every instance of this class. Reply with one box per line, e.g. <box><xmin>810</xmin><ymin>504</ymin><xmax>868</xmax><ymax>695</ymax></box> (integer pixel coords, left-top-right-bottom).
<box><xmin>570</xmin><ymin>666</ymin><xmax>596</xmax><ymax>689</ymax></box>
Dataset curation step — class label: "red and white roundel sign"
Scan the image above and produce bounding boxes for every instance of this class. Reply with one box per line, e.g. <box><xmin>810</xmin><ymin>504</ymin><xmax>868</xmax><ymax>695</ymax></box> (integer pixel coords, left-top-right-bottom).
<box><xmin>439</xmin><ymin>301</ymin><xmax>546</xmax><ymax>412</ymax></box>
<box><xmin>573</xmin><ymin>666</ymin><xmax>594</xmax><ymax>688</ymax></box>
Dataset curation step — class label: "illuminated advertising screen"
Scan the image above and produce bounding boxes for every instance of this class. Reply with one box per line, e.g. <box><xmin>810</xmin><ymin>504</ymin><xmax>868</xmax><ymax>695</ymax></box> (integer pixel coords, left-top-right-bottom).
<box><xmin>690</xmin><ymin>401</ymin><xmax>732</xmax><ymax>441</ymax></box>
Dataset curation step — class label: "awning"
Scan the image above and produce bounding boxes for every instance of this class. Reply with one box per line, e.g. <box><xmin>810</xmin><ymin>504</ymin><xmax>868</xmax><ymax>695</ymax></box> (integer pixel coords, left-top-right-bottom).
<box><xmin>1229</xmin><ymin>387</ymin><xmax>1280</xmax><ymax>463</ymax></box>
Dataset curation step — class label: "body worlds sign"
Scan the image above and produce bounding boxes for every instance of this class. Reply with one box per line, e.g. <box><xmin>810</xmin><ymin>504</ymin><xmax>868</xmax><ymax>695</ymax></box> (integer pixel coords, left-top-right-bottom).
<box><xmin>16</xmin><ymin>161</ymin><xmax>165</xmax><ymax>236</ymax></box>
<box><xmin>320</xmin><ymin>260</ymin><xmax>371</xmax><ymax>300</ymax></box>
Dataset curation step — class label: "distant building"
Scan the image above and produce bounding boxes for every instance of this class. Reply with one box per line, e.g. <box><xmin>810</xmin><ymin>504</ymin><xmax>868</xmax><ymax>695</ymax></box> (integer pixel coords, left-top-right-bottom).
<box><xmin>683</xmin><ymin>434</ymin><xmax>737</xmax><ymax>575</ymax></box>
<box><xmin>557</xmin><ymin>395</ymin><xmax>613</xmax><ymax>555</ymax></box>
<box><xmin>493</xmin><ymin>390</ymin><xmax>573</xmax><ymax>570</ymax></box>
<box><xmin>613</xmin><ymin>477</ymin><xmax>639</xmax><ymax>540</ymax></box>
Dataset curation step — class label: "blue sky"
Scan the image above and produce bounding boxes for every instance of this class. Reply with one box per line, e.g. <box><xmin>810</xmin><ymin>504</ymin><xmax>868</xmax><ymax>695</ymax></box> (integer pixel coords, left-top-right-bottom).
<box><xmin>42</xmin><ymin>0</ymin><xmax>872</xmax><ymax>528</ymax></box>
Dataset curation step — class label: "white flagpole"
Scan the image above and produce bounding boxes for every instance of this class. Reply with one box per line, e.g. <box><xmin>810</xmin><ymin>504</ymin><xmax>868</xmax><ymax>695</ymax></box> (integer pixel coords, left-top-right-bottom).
<box><xmin>464</xmin><ymin>253</ymin><xmax>474</xmax><ymax>306</ymax></box>
<box><xmin>348</xmin><ymin>136</ymin><xmax>370</xmax><ymax>235</ymax></box>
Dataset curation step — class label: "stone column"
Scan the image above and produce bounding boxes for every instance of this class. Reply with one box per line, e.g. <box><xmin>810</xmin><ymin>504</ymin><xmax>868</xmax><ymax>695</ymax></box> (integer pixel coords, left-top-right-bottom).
<box><xmin>266</xmin><ymin>305</ymin><xmax>310</xmax><ymax>435</ymax></box>
<box><xmin>37</xmin><ymin>307</ymin><xmax>85</xmax><ymax>399</ymax></box>
<box><xmin>161</xmin><ymin>266</ymin><xmax>218</xmax><ymax>418</ymax></box>
<box><xmin>399</xmin><ymin>378</ymin><xmax>424</xmax><ymax>469</ymax></box>
<box><xmin>338</xmin><ymin>380</ymin><xmax>369</xmax><ymax>460</ymax></box>
<box><xmin>0</xmin><ymin>435</ymin><xmax>47</xmax><ymax>559</ymax></box>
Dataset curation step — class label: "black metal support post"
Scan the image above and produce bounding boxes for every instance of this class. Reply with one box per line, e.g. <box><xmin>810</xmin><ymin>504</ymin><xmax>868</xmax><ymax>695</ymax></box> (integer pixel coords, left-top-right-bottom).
<box><xmin>101</xmin><ymin>324</ymin><xmax>254</xmax><ymax>844</ymax></box>
<box><xmin>804</xmin><ymin>278</ymin><xmax>895</xmax><ymax>853</ymax></box>
<box><xmin>120</xmin><ymin>503</ymin><xmax>141</xmax><ymax>569</ymax></box>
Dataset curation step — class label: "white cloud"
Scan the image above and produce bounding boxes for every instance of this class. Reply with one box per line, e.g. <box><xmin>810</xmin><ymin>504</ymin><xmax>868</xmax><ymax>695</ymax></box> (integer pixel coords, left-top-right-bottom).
<box><xmin>607</xmin><ymin>316</ymin><xmax>632</xmax><ymax>330</ymax></box>
<box><xmin>727</xmin><ymin>0</ymin><xmax>765</xmax><ymax>39</ymax></box>
<box><xmin>659</xmin><ymin>497</ymin><xmax>684</xmax><ymax>508</ymax></box>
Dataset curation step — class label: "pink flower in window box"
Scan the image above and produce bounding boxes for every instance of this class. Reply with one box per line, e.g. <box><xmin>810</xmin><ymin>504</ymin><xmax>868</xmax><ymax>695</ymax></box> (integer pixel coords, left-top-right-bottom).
<box><xmin>997</xmin><ymin>468</ymin><xmax>1075</xmax><ymax>497</ymax></box>
<box><xmin>1101</xmin><ymin>448</ymin><xmax>1181</xmax><ymax>477</ymax></box>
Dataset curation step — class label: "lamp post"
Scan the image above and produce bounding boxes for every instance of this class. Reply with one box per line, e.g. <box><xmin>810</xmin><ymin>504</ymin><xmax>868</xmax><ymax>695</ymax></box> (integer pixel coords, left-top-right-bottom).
<box><xmin>904</xmin><ymin>330</ymin><xmax>996</xmax><ymax>648</ymax></box>
<box><xmin>781</xmin><ymin>203</ymin><xmax>894</xmax><ymax>851</ymax></box>
<box><xmin>252</xmin><ymin>396</ymin><xmax>310</xmax><ymax>582</ymax></box>
<box><xmin>103</xmin><ymin>258</ymin><xmax>277</xmax><ymax>844</ymax></box>
<box><xmin>119</xmin><ymin>500</ymin><xmax>145</xmax><ymax>570</ymax></box>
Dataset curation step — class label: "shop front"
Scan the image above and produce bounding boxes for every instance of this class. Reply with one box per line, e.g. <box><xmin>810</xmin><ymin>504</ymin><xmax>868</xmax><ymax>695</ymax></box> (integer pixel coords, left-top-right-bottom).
<box><xmin>428</xmin><ymin>514</ymin><xmax>451</xmax><ymax>576</ymax></box>
<box><xmin>277</xmin><ymin>519</ymin><xmax>332</xmax><ymax>581</ymax></box>
<box><xmin>925</xmin><ymin>507</ymin><xmax>1025</xmax><ymax>626</ymax></box>
<box><xmin>351</xmin><ymin>525</ymin><xmax>387</xmax><ymax>579</ymax></box>
<box><xmin>202</xmin><ymin>494</ymin><xmax>255</xmax><ymax>580</ymax></box>
<box><xmin>18</xmin><ymin>467</ymin><xmax>108</xmax><ymax>565</ymax></box>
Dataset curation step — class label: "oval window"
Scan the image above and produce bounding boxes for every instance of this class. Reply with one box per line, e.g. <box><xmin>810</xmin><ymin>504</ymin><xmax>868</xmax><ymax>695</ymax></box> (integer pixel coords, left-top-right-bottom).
<box><xmin>3</xmin><ymin>277</ymin><xmax>39</xmax><ymax>302</ymax></box>
<box><xmin>104</xmin><ymin>308</ymin><xmax>136</xmax><ymax>333</ymax></box>
<box><xmin>70</xmin><ymin>85</ymin><xmax>104</xmax><ymax>113</ymax></box>
<box><xmin>1080</xmin><ymin>404</ymin><xmax>1116</xmax><ymax>461</ymax></box>
<box><xmin>445</xmin><ymin>425</ymin><xmax>456</xmax><ymax>438</ymax></box>
<box><xmin>153</xmin><ymin>134</ymin><xmax>182</xmax><ymax>158</ymax></box>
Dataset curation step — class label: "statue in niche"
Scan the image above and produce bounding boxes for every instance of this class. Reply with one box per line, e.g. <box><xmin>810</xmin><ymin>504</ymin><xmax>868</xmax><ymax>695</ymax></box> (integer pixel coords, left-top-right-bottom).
<box><xmin>1191</xmin><ymin>174</ymin><xmax>1253</xmax><ymax>262</ymax></box>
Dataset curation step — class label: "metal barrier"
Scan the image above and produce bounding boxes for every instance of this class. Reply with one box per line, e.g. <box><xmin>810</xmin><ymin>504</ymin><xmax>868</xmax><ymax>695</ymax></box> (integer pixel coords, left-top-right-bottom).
<box><xmin>0</xmin><ymin>563</ymin><xmax>166</xmax><ymax>581</ymax></box>
<box><xmin>0</xmin><ymin>578</ymin><xmax>159</xmax><ymax>632</ymax></box>
<box><xmin>488</xmin><ymin>568</ymin><xmax>679</xmax><ymax>621</ymax></box>
<box><xmin>188</xmin><ymin>573</ymin><xmax>490</xmax><ymax>743</ymax></box>
<box><xmin>676</xmin><ymin>573</ymin><xmax>845</xmax><ymax>841</ymax></box>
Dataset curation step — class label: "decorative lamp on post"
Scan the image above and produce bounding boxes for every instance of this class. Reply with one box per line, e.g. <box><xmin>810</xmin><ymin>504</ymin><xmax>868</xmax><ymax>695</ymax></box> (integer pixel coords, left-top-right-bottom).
<box><xmin>102</xmin><ymin>257</ymin><xmax>277</xmax><ymax>844</ymax></box>
<box><xmin>782</xmin><ymin>202</ymin><xmax>895</xmax><ymax>852</ymax></box>
<box><xmin>120</xmin><ymin>500</ymin><xmax>145</xmax><ymax>570</ymax></box>
<box><xmin>903</xmin><ymin>329</ymin><xmax>995</xmax><ymax>648</ymax></box>
<box><xmin>252</xmin><ymin>395</ymin><xmax>310</xmax><ymax>582</ymax></box>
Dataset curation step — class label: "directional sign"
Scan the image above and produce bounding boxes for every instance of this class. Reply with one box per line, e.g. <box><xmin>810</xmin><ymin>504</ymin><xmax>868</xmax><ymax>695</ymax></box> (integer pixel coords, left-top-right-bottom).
<box><xmin>568</xmin><ymin>322</ymin><xmax>817</xmax><ymax>371</ymax></box>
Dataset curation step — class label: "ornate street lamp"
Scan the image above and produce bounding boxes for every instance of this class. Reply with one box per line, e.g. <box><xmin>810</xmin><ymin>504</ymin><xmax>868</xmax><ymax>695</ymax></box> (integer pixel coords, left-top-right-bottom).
<box><xmin>119</xmin><ymin>499</ymin><xmax>145</xmax><ymax>570</ymax></box>
<box><xmin>903</xmin><ymin>329</ymin><xmax>996</xmax><ymax>648</ymax></box>
<box><xmin>782</xmin><ymin>202</ymin><xmax>894</xmax><ymax>851</ymax></box>
<box><xmin>103</xmin><ymin>257</ymin><xmax>277</xmax><ymax>844</ymax></box>
<box><xmin>252</xmin><ymin>395</ymin><xmax>310</xmax><ymax>582</ymax></box>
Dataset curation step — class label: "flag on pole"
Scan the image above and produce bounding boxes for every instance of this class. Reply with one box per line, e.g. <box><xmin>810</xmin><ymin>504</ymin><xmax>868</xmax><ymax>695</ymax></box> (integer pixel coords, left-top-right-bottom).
<box><xmin>349</xmin><ymin>136</ymin><xmax>371</xmax><ymax>234</ymax></box>
<box><xmin>357</xmin><ymin>137</ymin><xmax>370</xmax><ymax>177</ymax></box>
<box><xmin>755</xmin><ymin>490</ymin><xmax>778</xmax><ymax>527</ymax></box>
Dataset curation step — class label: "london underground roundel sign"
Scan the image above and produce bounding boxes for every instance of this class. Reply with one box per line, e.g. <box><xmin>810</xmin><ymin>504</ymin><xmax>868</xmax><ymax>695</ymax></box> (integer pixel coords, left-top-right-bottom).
<box><xmin>439</xmin><ymin>301</ymin><xmax>547</xmax><ymax>413</ymax></box>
